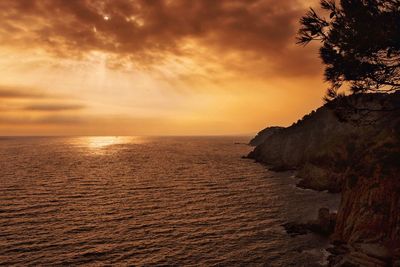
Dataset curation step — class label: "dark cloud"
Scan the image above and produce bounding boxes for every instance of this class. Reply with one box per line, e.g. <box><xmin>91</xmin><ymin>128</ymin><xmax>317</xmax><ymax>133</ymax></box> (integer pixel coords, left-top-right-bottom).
<box><xmin>0</xmin><ymin>86</ymin><xmax>45</xmax><ymax>99</ymax></box>
<box><xmin>23</xmin><ymin>104</ymin><xmax>85</xmax><ymax>112</ymax></box>
<box><xmin>36</xmin><ymin>115</ymin><xmax>85</xmax><ymax>124</ymax></box>
<box><xmin>0</xmin><ymin>0</ymin><xmax>321</xmax><ymax>77</ymax></box>
<box><xmin>0</xmin><ymin>85</ymin><xmax>86</xmax><ymax>121</ymax></box>
<box><xmin>0</xmin><ymin>115</ymin><xmax>85</xmax><ymax>125</ymax></box>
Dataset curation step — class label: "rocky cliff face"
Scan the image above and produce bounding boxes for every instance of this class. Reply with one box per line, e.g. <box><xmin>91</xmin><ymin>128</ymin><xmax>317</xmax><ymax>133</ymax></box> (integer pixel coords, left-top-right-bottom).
<box><xmin>249</xmin><ymin>92</ymin><xmax>400</xmax><ymax>266</ymax></box>
<box><xmin>248</xmin><ymin>101</ymin><xmax>358</xmax><ymax>192</ymax></box>
<box><xmin>331</xmin><ymin>113</ymin><xmax>400</xmax><ymax>266</ymax></box>
<box><xmin>249</xmin><ymin>126</ymin><xmax>283</xmax><ymax>146</ymax></box>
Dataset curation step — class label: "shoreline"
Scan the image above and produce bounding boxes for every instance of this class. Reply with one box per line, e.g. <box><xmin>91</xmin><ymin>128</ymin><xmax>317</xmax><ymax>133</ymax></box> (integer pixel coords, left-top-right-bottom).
<box><xmin>246</xmin><ymin>92</ymin><xmax>400</xmax><ymax>266</ymax></box>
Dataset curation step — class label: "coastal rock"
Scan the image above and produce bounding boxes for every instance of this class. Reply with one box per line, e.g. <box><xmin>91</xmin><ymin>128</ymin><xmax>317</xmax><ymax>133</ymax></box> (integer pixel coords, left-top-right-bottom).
<box><xmin>250</xmin><ymin>92</ymin><xmax>400</xmax><ymax>265</ymax></box>
<box><xmin>297</xmin><ymin>163</ymin><xmax>342</xmax><ymax>193</ymax></box>
<box><xmin>329</xmin><ymin>243</ymin><xmax>392</xmax><ymax>267</ymax></box>
<box><xmin>316</xmin><ymin>208</ymin><xmax>336</xmax><ymax>235</ymax></box>
<box><xmin>248</xmin><ymin>100</ymin><xmax>359</xmax><ymax>191</ymax></box>
<box><xmin>282</xmin><ymin>222</ymin><xmax>309</xmax><ymax>236</ymax></box>
<box><xmin>248</xmin><ymin>126</ymin><xmax>284</xmax><ymax>146</ymax></box>
<box><xmin>283</xmin><ymin>208</ymin><xmax>337</xmax><ymax>237</ymax></box>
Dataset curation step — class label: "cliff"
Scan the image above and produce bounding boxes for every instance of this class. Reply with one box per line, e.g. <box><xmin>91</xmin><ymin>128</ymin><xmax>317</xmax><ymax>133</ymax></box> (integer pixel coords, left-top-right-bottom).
<box><xmin>248</xmin><ymin>102</ymin><xmax>357</xmax><ymax>192</ymax></box>
<box><xmin>248</xmin><ymin>92</ymin><xmax>400</xmax><ymax>266</ymax></box>
<box><xmin>249</xmin><ymin>126</ymin><xmax>283</xmax><ymax>146</ymax></box>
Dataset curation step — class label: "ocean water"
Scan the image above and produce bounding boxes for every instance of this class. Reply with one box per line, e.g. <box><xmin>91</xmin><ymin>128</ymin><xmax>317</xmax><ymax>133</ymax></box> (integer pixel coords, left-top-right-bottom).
<box><xmin>0</xmin><ymin>136</ymin><xmax>340</xmax><ymax>266</ymax></box>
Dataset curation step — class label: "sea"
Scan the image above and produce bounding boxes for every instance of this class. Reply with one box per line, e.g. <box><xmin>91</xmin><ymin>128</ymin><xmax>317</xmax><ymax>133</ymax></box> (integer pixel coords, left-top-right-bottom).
<box><xmin>0</xmin><ymin>136</ymin><xmax>340</xmax><ymax>266</ymax></box>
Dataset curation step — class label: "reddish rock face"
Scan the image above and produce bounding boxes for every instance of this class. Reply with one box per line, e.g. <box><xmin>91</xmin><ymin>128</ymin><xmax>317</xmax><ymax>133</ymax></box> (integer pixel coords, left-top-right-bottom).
<box><xmin>332</xmin><ymin>124</ymin><xmax>400</xmax><ymax>264</ymax></box>
<box><xmin>334</xmin><ymin>171</ymin><xmax>400</xmax><ymax>245</ymax></box>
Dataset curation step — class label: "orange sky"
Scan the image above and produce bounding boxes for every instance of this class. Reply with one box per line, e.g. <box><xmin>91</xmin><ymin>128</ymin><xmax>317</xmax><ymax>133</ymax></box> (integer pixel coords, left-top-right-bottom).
<box><xmin>0</xmin><ymin>0</ymin><xmax>325</xmax><ymax>136</ymax></box>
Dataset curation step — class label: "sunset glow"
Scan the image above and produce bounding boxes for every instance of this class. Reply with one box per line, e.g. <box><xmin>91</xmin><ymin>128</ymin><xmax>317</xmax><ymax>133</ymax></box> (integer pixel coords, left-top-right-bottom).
<box><xmin>0</xmin><ymin>0</ymin><xmax>322</xmax><ymax>136</ymax></box>
<box><xmin>2</xmin><ymin>1</ymin><xmax>399</xmax><ymax>265</ymax></box>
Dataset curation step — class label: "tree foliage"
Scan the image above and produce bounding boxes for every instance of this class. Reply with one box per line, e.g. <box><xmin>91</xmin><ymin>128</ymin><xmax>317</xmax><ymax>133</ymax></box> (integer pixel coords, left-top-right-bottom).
<box><xmin>298</xmin><ymin>0</ymin><xmax>400</xmax><ymax>101</ymax></box>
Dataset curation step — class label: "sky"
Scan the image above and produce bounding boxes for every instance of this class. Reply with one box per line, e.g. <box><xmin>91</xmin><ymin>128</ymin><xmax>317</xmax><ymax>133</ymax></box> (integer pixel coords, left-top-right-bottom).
<box><xmin>0</xmin><ymin>0</ymin><xmax>325</xmax><ymax>136</ymax></box>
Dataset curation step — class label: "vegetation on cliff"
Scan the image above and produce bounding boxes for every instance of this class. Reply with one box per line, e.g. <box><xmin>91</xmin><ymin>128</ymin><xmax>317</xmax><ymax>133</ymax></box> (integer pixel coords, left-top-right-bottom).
<box><xmin>249</xmin><ymin>92</ymin><xmax>399</xmax><ymax>266</ymax></box>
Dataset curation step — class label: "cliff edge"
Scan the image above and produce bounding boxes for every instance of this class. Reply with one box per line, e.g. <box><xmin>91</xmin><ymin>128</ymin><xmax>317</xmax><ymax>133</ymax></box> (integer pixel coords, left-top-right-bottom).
<box><xmin>249</xmin><ymin>126</ymin><xmax>284</xmax><ymax>146</ymax></box>
<box><xmin>249</xmin><ymin>92</ymin><xmax>400</xmax><ymax>266</ymax></box>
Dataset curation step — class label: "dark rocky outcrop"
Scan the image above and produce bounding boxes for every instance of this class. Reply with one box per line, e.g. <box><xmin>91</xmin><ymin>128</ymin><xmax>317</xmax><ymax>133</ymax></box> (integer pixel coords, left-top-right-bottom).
<box><xmin>283</xmin><ymin>207</ymin><xmax>337</xmax><ymax>237</ymax></box>
<box><xmin>248</xmin><ymin>126</ymin><xmax>284</xmax><ymax>146</ymax></box>
<box><xmin>249</xmin><ymin>92</ymin><xmax>400</xmax><ymax>266</ymax></box>
<box><xmin>248</xmin><ymin>100</ymin><xmax>359</xmax><ymax>192</ymax></box>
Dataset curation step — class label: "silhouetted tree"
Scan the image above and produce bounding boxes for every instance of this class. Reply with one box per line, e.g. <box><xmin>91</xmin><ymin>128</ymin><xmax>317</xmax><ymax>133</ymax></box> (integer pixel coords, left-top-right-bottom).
<box><xmin>298</xmin><ymin>0</ymin><xmax>400</xmax><ymax>101</ymax></box>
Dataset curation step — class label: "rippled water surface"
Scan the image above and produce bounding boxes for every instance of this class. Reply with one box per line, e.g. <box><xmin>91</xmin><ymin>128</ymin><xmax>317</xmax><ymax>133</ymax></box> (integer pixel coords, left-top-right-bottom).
<box><xmin>0</xmin><ymin>136</ymin><xmax>340</xmax><ymax>266</ymax></box>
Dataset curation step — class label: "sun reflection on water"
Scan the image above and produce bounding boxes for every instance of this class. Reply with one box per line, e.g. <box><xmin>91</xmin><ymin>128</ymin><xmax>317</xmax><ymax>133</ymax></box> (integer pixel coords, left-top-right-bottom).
<box><xmin>73</xmin><ymin>136</ymin><xmax>146</xmax><ymax>150</ymax></box>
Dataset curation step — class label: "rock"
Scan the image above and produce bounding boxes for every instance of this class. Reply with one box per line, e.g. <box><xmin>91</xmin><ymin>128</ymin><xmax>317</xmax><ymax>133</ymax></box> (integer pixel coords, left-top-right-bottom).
<box><xmin>336</xmin><ymin>260</ymin><xmax>359</xmax><ymax>267</ymax></box>
<box><xmin>250</xmin><ymin>92</ymin><xmax>400</xmax><ymax>264</ymax></box>
<box><xmin>234</xmin><ymin>142</ymin><xmax>247</xmax><ymax>145</ymax></box>
<box><xmin>282</xmin><ymin>222</ymin><xmax>310</xmax><ymax>236</ymax></box>
<box><xmin>283</xmin><ymin>208</ymin><xmax>337</xmax><ymax>237</ymax></box>
<box><xmin>318</xmin><ymin>208</ymin><xmax>333</xmax><ymax>233</ymax></box>
<box><xmin>297</xmin><ymin>164</ymin><xmax>342</xmax><ymax>192</ymax></box>
<box><xmin>307</xmin><ymin>208</ymin><xmax>337</xmax><ymax>236</ymax></box>
<box><xmin>326</xmin><ymin>244</ymin><xmax>349</xmax><ymax>256</ymax></box>
<box><xmin>343</xmin><ymin>251</ymin><xmax>388</xmax><ymax>267</ymax></box>
<box><xmin>248</xmin><ymin>126</ymin><xmax>284</xmax><ymax>146</ymax></box>
<box><xmin>248</xmin><ymin>92</ymin><xmax>400</xmax><ymax>193</ymax></box>
<box><xmin>248</xmin><ymin>101</ymin><xmax>357</xmax><ymax>191</ymax></box>
<box><xmin>268</xmin><ymin>165</ymin><xmax>294</xmax><ymax>172</ymax></box>
<box><xmin>356</xmin><ymin>243</ymin><xmax>391</xmax><ymax>261</ymax></box>
<box><xmin>327</xmin><ymin>243</ymin><xmax>392</xmax><ymax>267</ymax></box>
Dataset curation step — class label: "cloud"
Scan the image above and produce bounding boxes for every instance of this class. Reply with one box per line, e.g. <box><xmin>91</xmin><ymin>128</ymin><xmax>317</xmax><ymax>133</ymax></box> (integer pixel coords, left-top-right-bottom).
<box><xmin>23</xmin><ymin>104</ymin><xmax>85</xmax><ymax>111</ymax></box>
<box><xmin>0</xmin><ymin>86</ymin><xmax>45</xmax><ymax>99</ymax></box>
<box><xmin>0</xmin><ymin>114</ymin><xmax>85</xmax><ymax>125</ymax></box>
<box><xmin>0</xmin><ymin>85</ymin><xmax>86</xmax><ymax>126</ymax></box>
<box><xmin>0</xmin><ymin>0</ymin><xmax>328</xmax><ymax>136</ymax></box>
<box><xmin>0</xmin><ymin>0</ymin><xmax>322</xmax><ymax>77</ymax></box>
<box><xmin>36</xmin><ymin>115</ymin><xmax>85</xmax><ymax>124</ymax></box>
